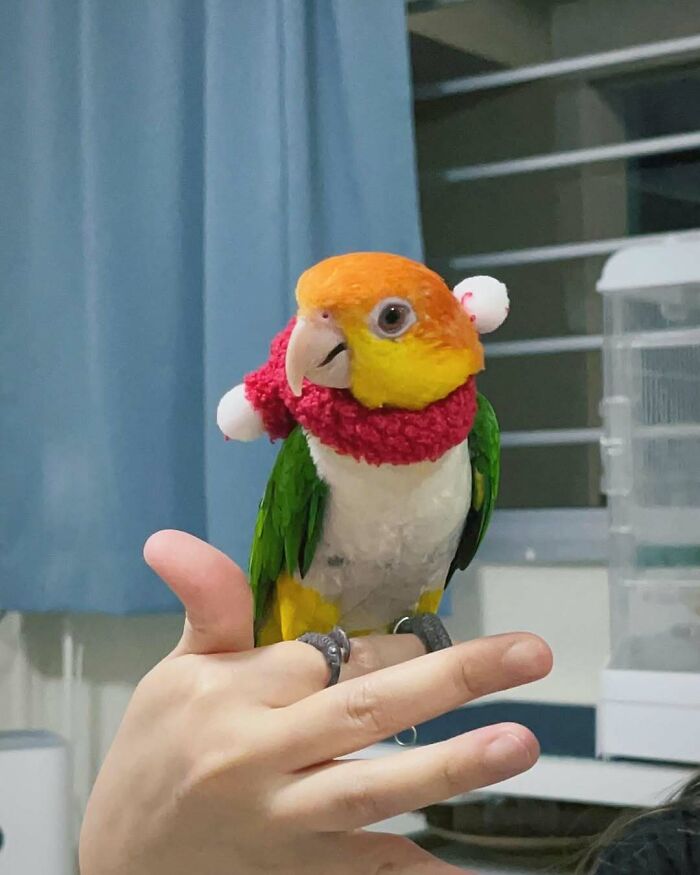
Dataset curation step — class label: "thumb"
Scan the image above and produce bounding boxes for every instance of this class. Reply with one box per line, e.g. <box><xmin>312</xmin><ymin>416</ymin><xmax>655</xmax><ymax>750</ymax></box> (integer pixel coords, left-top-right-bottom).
<box><xmin>143</xmin><ymin>529</ymin><xmax>254</xmax><ymax>656</ymax></box>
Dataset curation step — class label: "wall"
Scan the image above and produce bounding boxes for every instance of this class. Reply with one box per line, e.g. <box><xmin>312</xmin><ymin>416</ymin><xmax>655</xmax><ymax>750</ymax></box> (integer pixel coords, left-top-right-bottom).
<box><xmin>0</xmin><ymin>610</ymin><xmax>182</xmax><ymax>849</ymax></box>
<box><xmin>409</xmin><ymin>0</ymin><xmax>552</xmax><ymax>68</ymax></box>
<box><xmin>448</xmin><ymin>565</ymin><xmax>610</xmax><ymax>705</ymax></box>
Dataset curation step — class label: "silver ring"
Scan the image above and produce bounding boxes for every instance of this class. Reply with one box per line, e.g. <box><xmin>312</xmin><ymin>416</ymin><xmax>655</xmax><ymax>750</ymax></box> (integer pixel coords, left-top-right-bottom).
<box><xmin>394</xmin><ymin>725</ymin><xmax>418</xmax><ymax>747</ymax></box>
<box><xmin>392</xmin><ymin>616</ymin><xmax>411</xmax><ymax>635</ymax></box>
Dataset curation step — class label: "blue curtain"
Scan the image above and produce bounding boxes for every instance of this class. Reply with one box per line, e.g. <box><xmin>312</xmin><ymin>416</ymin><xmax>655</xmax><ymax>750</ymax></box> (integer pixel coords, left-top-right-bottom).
<box><xmin>0</xmin><ymin>0</ymin><xmax>422</xmax><ymax>613</ymax></box>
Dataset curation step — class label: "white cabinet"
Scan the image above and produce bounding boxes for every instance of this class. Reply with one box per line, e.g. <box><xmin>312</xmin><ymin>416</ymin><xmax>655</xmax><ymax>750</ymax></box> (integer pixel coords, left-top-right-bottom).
<box><xmin>0</xmin><ymin>732</ymin><xmax>69</xmax><ymax>875</ymax></box>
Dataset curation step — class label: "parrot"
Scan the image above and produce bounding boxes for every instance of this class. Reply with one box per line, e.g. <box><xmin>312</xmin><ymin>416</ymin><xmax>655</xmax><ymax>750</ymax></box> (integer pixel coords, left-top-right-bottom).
<box><xmin>217</xmin><ymin>252</ymin><xmax>509</xmax><ymax>685</ymax></box>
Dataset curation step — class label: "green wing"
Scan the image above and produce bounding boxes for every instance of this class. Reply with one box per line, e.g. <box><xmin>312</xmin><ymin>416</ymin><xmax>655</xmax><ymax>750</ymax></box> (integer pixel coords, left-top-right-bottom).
<box><xmin>446</xmin><ymin>392</ymin><xmax>500</xmax><ymax>583</ymax></box>
<box><xmin>249</xmin><ymin>426</ymin><xmax>328</xmax><ymax>623</ymax></box>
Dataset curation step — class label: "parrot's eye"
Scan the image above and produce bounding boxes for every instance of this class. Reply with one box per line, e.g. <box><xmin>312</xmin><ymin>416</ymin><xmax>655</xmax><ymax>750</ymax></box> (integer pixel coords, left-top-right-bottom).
<box><xmin>370</xmin><ymin>298</ymin><xmax>416</xmax><ymax>339</ymax></box>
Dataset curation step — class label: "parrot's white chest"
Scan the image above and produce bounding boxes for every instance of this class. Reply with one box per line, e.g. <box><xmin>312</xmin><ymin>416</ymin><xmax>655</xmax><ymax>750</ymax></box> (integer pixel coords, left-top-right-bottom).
<box><xmin>303</xmin><ymin>434</ymin><xmax>472</xmax><ymax>632</ymax></box>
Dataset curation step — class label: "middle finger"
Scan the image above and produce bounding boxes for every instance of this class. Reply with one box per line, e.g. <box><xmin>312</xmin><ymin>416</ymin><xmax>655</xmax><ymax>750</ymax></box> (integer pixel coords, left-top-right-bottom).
<box><xmin>272</xmin><ymin>722</ymin><xmax>539</xmax><ymax>831</ymax></box>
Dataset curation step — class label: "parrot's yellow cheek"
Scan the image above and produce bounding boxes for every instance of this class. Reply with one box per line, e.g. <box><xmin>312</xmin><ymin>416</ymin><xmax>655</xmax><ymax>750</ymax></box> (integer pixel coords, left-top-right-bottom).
<box><xmin>345</xmin><ymin>329</ymin><xmax>482</xmax><ymax>410</ymax></box>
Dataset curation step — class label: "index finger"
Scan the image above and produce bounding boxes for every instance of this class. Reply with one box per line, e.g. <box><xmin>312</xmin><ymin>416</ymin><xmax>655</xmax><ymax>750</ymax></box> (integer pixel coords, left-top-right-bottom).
<box><xmin>236</xmin><ymin>633</ymin><xmax>429</xmax><ymax>706</ymax></box>
<box><xmin>276</xmin><ymin>632</ymin><xmax>552</xmax><ymax>769</ymax></box>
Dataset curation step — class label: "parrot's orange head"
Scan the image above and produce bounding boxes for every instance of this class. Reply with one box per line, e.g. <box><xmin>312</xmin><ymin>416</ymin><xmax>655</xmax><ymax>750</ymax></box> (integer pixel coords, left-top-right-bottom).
<box><xmin>286</xmin><ymin>252</ymin><xmax>489</xmax><ymax>410</ymax></box>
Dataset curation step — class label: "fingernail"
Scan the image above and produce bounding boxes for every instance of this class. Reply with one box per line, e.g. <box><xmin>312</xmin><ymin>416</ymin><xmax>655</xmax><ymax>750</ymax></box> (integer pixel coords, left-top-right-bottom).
<box><xmin>502</xmin><ymin>637</ymin><xmax>547</xmax><ymax>681</ymax></box>
<box><xmin>484</xmin><ymin>732</ymin><xmax>533</xmax><ymax>773</ymax></box>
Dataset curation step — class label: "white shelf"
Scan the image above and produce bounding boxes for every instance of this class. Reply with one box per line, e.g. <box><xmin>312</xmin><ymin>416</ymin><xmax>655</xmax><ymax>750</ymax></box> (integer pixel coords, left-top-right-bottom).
<box><xmin>599</xmin><ymin>669</ymin><xmax>700</xmax><ymax>763</ymax></box>
<box><xmin>351</xmin><ymin>746</ymin><xmax>694</xmax><ymax>809</ymax></box>
<box><xmin>476</xmin><ymin>508</ymin><xmax>608</xmax><ymax>564</ymax></box>
<box><xmin>500</xmin><ymin>427</ymin><xmax>601</xmax><ymax>449</ymax></box>
<box><xmin>437</xmin><ymin>131</ymin><xmax>700</xmax><ymax>183</ymax></box>
<box><xmin>415</xmin><ymin>34</ymin><xmax>700</xmax><ymax>99</ymax></box>
<box><xmin>485</xmin><ymin>334</ymin><xmax>603</xmax><ymax>358</ymax></box>
<box><xmin>450</xmin><ymin>228</ymin><xmax>700</xmax><ymax>271</ymax></box>
<box><xmin>463</xmin><ymin>755</ymin><xmax>694</xmax><ymax>808</ymax></box>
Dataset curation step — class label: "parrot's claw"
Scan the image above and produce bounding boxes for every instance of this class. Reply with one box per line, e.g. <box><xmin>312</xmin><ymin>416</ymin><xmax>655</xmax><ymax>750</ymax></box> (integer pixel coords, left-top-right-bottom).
<box><xmin>298</xmin><ymin>627</ymin><xmax>351</xmax><ymax>687</ymax></box>
<box><xmin>393</xmin><ymin>612</ymin><xmax>452</xmax><ymax>653</ymax></box>
<box><xmin>328</xmin><ymin>626</ymin><xmax>351</xmax><ymax>664</ymax></box>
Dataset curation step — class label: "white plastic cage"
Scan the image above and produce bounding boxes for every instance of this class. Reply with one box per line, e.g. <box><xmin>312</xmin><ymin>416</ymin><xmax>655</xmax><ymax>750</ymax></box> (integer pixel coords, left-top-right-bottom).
<box><xmin>597</xmin><ymin>233</ymin><xmax>700</xmax><ymax>763</ymax></box>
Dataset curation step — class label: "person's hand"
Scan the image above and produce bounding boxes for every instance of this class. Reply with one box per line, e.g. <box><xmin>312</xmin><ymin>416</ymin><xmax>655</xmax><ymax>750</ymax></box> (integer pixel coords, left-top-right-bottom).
<box><xmin>79</xmin><ymin>530</ymin><xmax>552</xmax><ymax>875</ymax></box>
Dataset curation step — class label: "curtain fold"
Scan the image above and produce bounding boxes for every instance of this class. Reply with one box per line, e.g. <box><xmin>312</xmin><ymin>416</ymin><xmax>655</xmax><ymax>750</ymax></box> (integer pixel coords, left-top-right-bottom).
<box><xmin>0</xmin><ymin>0</ymin><xmax>422</xmax><ymax>613</ymax></box>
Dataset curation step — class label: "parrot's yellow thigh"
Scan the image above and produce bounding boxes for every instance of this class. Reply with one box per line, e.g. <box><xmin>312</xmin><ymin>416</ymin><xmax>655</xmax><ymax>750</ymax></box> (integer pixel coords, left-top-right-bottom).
<box><xmin>257</xmin><ymin>572</ymin><xmax>340</xmax><ymax>645</ymax></box>
<box><xmin>416</xmin><ymin>588</ymin><xmax>443</xmax><ymax>615</ymax></box>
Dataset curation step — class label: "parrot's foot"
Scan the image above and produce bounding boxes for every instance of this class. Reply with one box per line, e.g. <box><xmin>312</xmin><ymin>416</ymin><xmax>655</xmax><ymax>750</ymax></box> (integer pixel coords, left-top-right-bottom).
<box><xmin>297</xmin><ymin>626</ymin><xmax>351</xmax><ymax>687</ymax></box>
<box><xmin>393</xmin><ymin>612</ymin><xmax>452</xmax><ymax>653</ymax></box>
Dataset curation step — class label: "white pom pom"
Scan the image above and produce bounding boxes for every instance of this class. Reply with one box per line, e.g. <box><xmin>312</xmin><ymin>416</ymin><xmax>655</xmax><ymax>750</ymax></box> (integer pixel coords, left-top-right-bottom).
<box><xmin>453</xmin><ymin>275</ymin><xmax>510</xmax><ymax>334</ymax></box>
<box><xmin>217</xmin><ymin>383</ymin><xmax>264</xmax><ymax>442</ymax></box>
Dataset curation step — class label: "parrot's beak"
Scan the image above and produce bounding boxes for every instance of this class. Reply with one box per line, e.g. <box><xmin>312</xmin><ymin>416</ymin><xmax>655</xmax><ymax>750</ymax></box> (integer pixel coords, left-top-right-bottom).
<box><xmin>285</xmin><ymin>315</ymin><xmax>351</xmax><ymax>396</ymax></box>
